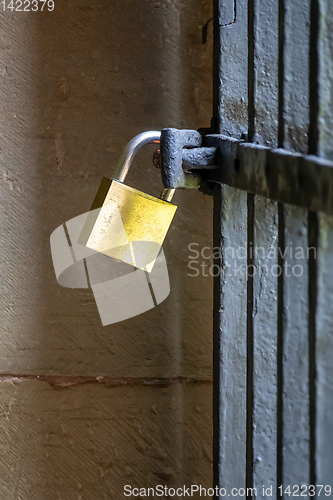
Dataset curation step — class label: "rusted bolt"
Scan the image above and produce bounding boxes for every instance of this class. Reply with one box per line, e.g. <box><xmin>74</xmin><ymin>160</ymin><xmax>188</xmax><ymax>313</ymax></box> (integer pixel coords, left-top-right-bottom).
<box><xmin>153</xmin><ymin>149</ymin><xmax>161</xmax><ymax>168</ymax></box>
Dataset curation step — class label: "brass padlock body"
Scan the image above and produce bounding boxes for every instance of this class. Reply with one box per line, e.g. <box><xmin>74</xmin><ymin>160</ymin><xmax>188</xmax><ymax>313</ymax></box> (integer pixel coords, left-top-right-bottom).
<box><xmin>79</xmin><ymin>177</ymin><xmax>177</xmax><ymax>272</ymax></box>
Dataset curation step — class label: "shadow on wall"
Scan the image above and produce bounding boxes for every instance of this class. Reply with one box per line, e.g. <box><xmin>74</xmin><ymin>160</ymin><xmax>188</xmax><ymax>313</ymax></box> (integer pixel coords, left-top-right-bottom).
<box><xmin>0</xmin><ymin>0</ymin><xmax>213</xmax><ymax>496</ymax></box>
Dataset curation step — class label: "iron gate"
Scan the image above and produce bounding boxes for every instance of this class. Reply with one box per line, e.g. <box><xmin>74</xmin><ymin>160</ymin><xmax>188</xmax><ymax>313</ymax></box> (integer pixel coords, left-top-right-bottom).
<box><xmin>212</xmin><ymin>0</ymin><xmax>333</xmax><ymax>498</ymax></box>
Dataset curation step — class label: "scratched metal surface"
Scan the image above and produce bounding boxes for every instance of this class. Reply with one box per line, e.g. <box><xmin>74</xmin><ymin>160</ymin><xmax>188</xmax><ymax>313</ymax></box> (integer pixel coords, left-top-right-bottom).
<box><xmin>315</xmin><ymin>0</ymin><xmax>333</xmax><ymax>488</ymax></box>
<box><xmin>213</xmin><ymin>0</ymin><xmax>249</xmax><ymax>493</ymax></box>
<box><xmin>213</xmin><ymin>0</ymin><xmax>333</xmax><ymax>497</ymax></box>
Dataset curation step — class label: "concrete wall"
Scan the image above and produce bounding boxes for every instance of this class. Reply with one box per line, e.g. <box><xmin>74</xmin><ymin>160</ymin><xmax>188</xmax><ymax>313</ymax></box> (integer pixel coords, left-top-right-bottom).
<box><xmin>0</xmin><ymin>1</ymin><xmax>213</xmax><ymax>498</ymax></box>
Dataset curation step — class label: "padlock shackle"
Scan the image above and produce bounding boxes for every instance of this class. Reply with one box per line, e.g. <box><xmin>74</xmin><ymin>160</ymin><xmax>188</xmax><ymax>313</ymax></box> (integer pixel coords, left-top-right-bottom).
<box><xmin>113</xmin><ymin>131</ymin><xmax>161</xmax><ymax>182</ymax></box>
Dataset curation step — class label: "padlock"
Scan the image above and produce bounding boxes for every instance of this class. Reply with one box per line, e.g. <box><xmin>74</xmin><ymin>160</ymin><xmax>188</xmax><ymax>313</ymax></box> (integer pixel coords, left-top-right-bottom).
<box><xmin>78</xmin><ymin>131</ymin><xmax>177</xmax><ymax>273</ymax></box>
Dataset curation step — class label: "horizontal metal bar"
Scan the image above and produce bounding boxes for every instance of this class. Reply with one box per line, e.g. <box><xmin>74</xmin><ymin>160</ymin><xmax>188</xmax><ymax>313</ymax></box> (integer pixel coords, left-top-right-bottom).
<box><xmin>203</xmin><ymin>135</ymin><xmax>333</xmax><ymax>214</ymax></box>
<box><xmin>182</xmin><ymin>147</ymin><xmax>217</xmax><ymax>169</ymax></box>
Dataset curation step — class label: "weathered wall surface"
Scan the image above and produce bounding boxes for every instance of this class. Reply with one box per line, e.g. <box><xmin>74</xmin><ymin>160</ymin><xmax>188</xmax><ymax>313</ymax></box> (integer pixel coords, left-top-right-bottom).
<box><xmin>0</xmin><ymin>380</ymin><xmax>212</xmax><ymax>499</ymax></box>
<box><xmin>0</xmin><ymin>1</ymin><xmax>213</xmax><ymax>498</ymax></box>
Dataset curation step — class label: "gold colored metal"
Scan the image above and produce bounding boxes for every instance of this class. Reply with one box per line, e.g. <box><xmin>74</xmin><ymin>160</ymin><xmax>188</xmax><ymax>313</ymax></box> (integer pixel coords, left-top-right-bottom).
<box><xmin>160</xmin><ymin>188</ymin><xmax>176</xmax><ymax>202</ymax></box>
<box><xmin>79</xmin><ymin>178</ymin><xmax>177</xmax><ymax>272</ymax></box>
